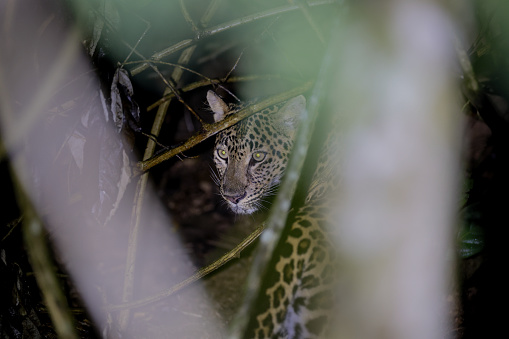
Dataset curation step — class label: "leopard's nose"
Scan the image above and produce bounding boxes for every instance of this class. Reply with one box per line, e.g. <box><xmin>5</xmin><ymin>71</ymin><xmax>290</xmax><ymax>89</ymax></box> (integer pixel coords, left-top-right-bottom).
<box><xmin>224</xmin><ymin>192</ymin><xmax>246</xmax><ymax>204</ymax></box>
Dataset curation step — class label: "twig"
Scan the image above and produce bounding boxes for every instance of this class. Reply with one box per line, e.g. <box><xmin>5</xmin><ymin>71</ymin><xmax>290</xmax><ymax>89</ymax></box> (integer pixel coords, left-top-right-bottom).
<box><xmin>148</xmin><ymin>64</ymin><xmax>205</xmax><ymax>124</ymax></box>
<box><xmin>130</xmin><ymin>0</ymin><xmax>338</xmax><ymax>76</ymax></box>
<box><xmin>134</xmin><ymin>82</ymin><xmax>313</xmax><ymax>175</ymax></box>
<box><xmin>109</xmin><ymin>222</ymin><xmax>266</xmax><ymax>311</ymax></box>
<box><xmin>103</xmin><ymin>22</ymin><xmax>205</xmax><ymax>125</ymax></box>
<box><xmin>293</xmin><ymin>0</ymin><xmax>326</xmax><ymax>44</ymax></box>
<box><xmin>1</xmin><ymin>216</ymin><xmax>22</xmax><ymax>242</ymax></box>
<box><xmin>180</xmin><ymin>0</ymin><xmax>199</xmax><ymax>32</ymax></box>
<box><xmin>117</xmin><ymin>1</ymin><xmax>220</xmax><ymax>331</ymax></box>
<box><xmin>12</xmin><ymin>174</ymin><xmax>78</xmax><ymax>339</ymax></box>
<box><xmin>146</xmin><ymin>74</ymin><xmax>284</xmax><ymax>111</ymax></box>
<box><xmin>224</xmin><ymin>49</ymin><xmax>245</xmax><ymax>82</ymax></box>
<box><xmin>227</xmin><ymin>17</ymin><xmax>339</xmax><ymax>338</ymax></box>
<box><xmin>122</xmin><ymin>16</ymin><xmax>151</xmax><ymax>66</ymax></box>
<box><xmin>118</xmin><ymin>44</ymin><xmax>199</xmax><ymax>336</ymax></box>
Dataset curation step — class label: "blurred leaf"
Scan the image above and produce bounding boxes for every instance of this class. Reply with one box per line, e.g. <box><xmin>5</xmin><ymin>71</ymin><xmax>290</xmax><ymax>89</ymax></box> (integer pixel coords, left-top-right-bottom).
<box><xmin>67</xmin><ymin>130</ymin><xmax>86</xmax><ymax>171</ymax></box>
<box><xmin>458</xmin><ymin>203</ymin><xmax>485</xmax><ymax>258</ymax></box>
<box><xmin>110</xmin><ymin>68</ymin><xmax>128</xmax><ymax>132</ymax></box>
<box><xmin>110</xmin><ymin>67</ymin><xmax>140</xmax><ymax>134</ymax></box>
<box><xmin>91</xmin><ymin>121</ymin><xmax>132</xmax><ymax>225</ymax></box>
<box><xmin>84</xmin><ymin>0</ymin><xmax>120</xmax><ymax>56</ymax></box>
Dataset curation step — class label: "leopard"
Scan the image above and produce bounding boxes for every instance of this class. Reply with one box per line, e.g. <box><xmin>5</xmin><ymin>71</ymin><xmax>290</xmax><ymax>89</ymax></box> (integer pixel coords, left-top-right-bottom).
<box><xmin>207</xmin><ymin>90</ymin><xmax>305</xmax><ymax>215</ymax></box>
<box><xmin>207</xmin><ymin>90</ymin><xmax>336</xmax><ymax>338</ymax></box>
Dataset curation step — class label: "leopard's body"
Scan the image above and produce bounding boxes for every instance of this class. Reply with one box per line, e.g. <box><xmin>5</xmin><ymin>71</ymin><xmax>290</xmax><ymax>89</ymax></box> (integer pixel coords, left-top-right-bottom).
<box><xmin>248</xmin><ymin>200</ymin><xmax>334</xmax><ymax>338</ymax></box>
<box><xmin>207</xmin><ymin>91</ymin><xmax>336</xmax><ymax>338</ymax></box>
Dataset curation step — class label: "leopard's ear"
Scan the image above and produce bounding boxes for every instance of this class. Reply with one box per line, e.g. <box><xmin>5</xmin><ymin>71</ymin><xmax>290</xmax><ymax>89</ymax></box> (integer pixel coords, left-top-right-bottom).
<box><xmin>273</xmin><ymin>95</ymin><xmax>306</xmax><ymax>138</ymax></box>
<box><xmin>207</xmin><ymin>90</ymin><xmax>230</xmax><ymax>122</ymax></box>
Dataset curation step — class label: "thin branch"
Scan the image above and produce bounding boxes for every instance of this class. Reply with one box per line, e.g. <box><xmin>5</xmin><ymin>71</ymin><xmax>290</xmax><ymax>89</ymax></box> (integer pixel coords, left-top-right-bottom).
<box><xmin>108</xmin><ymin>26</ymin><xmax>205</xmax><ymax>124</ymax></box>
<box><xmin>117</xmin><ymin>2</ymin><xmax>220</xmax><ymax>331</ymax></box>
<box><xmin>1</xmin><ymin>216</ymin><xmax>22</xmax><ymax>242</ymax></box>
<box><xmin>122</xmin><ymin>16</ymin><xmax>151</xmax><ymax>66</ymax></box>
<box><xmin>224</xmin><ymin>49</ymin><xmax>245</xmax><ymax>82</ymax></box>
<box><xmin>146</xmin><ymin>74</ymin><xmax>284</xmax><ymax>111</ymax></box>
<box><xmin>12</xmin><ymin>175</ymin><xmax>78</xmax><ymax>339</ymax></box>
<box><xmin>180</xmin><ymin>0</ymin><xmax>199</xmax><ymax>32</ymax></box>
<box><xmin>200</xmin><ymin>0</ymin><xmax>223</xmax><ymax>28</ymax></box>
<box><xmin>148</xmin><ymin>63</ymin><xmax>205</xmax><ymax>124</ymax></box>
<box><xmin>130</xmin><ymin>0</ymin><xmax>338</xmax><ymax>76</ymax></box>
<box><xmin>294</xmin><ymin>0</ymin><xmax>326</xmax><ymax>44</ymax></box>
<box><xmin>227</xmin><ymin>17</ymin><xmax>339</xmax><ymax>338</ymax></box>
<box><xmin>108</xmin><ymin>222</ymin><xmax>266</xmax><ymax>311</ymax></box>
<box><xmin>134</xmin><ymin>82</ymin><xmax>313</xmax><ymax>175</ymax></box>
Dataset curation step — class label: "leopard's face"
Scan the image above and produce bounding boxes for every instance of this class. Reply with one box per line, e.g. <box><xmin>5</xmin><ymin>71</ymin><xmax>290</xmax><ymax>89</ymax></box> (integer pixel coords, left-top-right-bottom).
<box><xmin>213</xmin><ymin>113</ymin><xmax>293</xmax><ymax>214</ymax></box>
<box><xmin>207</xmin><ymin>91</ymin><xmax>305</xmax><ymax>214</ymax></box>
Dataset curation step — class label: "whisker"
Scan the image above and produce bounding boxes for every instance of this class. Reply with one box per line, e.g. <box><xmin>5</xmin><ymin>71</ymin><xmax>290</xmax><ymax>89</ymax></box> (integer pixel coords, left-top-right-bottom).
<box><xmin>209</xmin><ymin>165</ymin><xmax>221</xmax><ymax>187</ymax></box>
<box><xmin>264</xmin><ymin>190</ymin><xmax>278</xmax><ymax>197</ymax></box>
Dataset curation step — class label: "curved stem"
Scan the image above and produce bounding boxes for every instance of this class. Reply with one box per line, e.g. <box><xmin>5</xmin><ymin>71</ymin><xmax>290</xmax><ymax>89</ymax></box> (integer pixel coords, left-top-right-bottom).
<box><xmin>146</xmin><ymin>74</ymin><xmax>285</xmax><ymax>112</ymax></box>
<box><xmin>228</xmin><ymin>17</ymin><xmax>339</xmax><ymax>338</ymax></box>
<box><xmin>134</xmin><ymin>81</ymin><xmax>313</xmax><ymax>175</ymax></box>
<box><xmin>13</xmin><ymin>176</ymin><xmax>78</xmax><ymax>339</ymax></box>
<box><xmin>117</xmin><ymin>3</ymin><xmax>219</xmax><ymax>330</ymax></box>
<box><xmin>108</xmin><ymin>222</ymin><xmax>266</xmax><ymax>311</ymax></box>
<box><xmin>130</xmin><ymin>0</ymin><xmax>338</xmax><ymax>76</ymax></box>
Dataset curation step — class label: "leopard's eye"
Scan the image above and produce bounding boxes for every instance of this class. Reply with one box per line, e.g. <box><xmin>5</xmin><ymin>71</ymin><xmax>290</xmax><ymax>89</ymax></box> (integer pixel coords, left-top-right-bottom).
<box><xmin>252</xmin><ymin>152</ymin><xmax>266</xmax><ymax>162</ymax></box>
<box><xmin>217</xmin><ymin>148</ymin><xmax>228</xmax><ymax>160</ymax></box>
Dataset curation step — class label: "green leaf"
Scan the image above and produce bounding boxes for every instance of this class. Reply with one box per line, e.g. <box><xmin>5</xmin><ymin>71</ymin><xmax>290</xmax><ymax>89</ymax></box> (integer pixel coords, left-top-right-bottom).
<box><xmin>458</xmin><ymin>209</ymin><xmax>485</xmax><ymax>259</ymax></box>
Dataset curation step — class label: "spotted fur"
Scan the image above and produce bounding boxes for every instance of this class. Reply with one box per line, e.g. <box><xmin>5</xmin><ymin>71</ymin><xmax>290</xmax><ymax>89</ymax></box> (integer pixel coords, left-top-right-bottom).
<box><xmin>207</xmin><ymin>91</ymin><xmax>336</xmax><ymax>338</ymax></box>
<box><xmin>207</xmin><ymin>91</ymin><xmax>305</xmax><ymax>214</ymax></box>
<box><xmin>248</xmin><ymin>200</ymin><xmax>335</xmax><ymax>339</ymax></box>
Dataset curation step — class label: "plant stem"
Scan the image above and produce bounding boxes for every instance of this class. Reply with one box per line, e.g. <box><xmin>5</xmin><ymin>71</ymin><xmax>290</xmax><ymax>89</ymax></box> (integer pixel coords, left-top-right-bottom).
<box><xmin>108</xmin><ymin>222</ymin><xmax>266</xmax><ymax>311</ymax></box>
<box><xmin>134</xmin><ymin>81</ymin><xmax>313</xmax><ymax>175</ymax></box>
<box><xmin>130</xmin><ymin>0</ymin><xmax>338</xmax><ymax>76</ymax></box>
